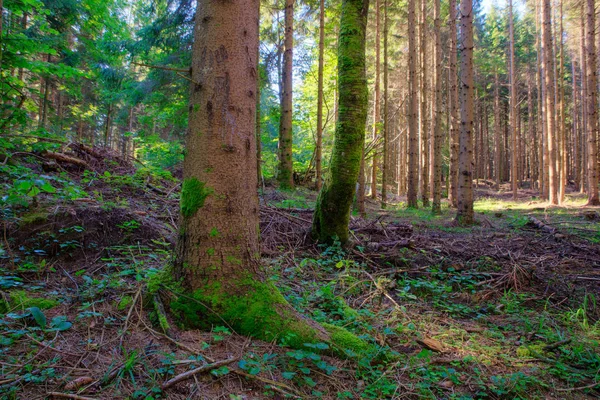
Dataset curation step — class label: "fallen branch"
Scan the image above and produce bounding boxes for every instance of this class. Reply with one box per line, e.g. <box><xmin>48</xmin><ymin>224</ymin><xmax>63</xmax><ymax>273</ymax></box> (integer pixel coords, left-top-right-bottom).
<box><xmin>234</xmin><ymin>369</ymin><xmax>302</xmax><ymax>398</ymax></box>
<box><xmin>543</xmin><ymin>338</ymin><xmax>571</xmax><ymax>352</ymax></box>
<box><xmin>47</xmin><ymin>392</ymin><xmax>97</xmax><ymax>400</ymax></box>
<box><xmin>160</xmin><ymin>357</ymin><xmax>237</xmax><ymax>390</ymax></box>
<box><xmin>556</xmin><ymin>380</ymin><xmax>600</xmax><ymax>392</ymax></box>
<box><xmin>132</xmin><ymin>62</ymin><xmax>190</xmax><ymax>73</ymax></box>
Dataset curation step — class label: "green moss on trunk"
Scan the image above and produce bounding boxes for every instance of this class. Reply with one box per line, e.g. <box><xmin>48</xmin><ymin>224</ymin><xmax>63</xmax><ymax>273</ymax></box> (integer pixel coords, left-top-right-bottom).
<box><xmin>180</xmin><ymin>177</ymin><xmax>212</xmax><ymax>218</ymax></box>
<box><xmin>170</xmin><ymin>277</ymin><xmax>370</xmax><ymax>356</ymax></box>
<box><xmin>312</xmin><ymin>0</ymin><xmax>369</xmax><ymax>244</ymax></box>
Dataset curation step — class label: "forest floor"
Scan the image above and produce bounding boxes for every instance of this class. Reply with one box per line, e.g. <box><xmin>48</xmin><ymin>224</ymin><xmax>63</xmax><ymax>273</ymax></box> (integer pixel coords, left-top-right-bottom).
<box><xmin>1</xmin><ymin>144</ymin><xmax>599</xmax><ymax>399</ymax></box>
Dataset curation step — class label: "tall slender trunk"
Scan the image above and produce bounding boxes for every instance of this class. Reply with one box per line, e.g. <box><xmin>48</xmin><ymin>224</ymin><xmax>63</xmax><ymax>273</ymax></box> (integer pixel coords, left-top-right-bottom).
<box><xmin>580</xmin><ymin>7</ymin><xmax>588</xmax><ymax>194</ymax></box>
<box><xmin>407</xmin><ymin>0</ymin><xmax>419</xmax><ymax>208</ymax></box>
<box><xmin>370</xmin><ymin>0</ymin><xmax>381</xmax><ymax>199</ymax></box>
<box><xmin>509</xmin><ymin>0</ymin><xmax>517</xmax><ymax>199</ymax></box>
<box><xmin>104</xmin><ymin>104</ymin><xmax>112</xmax><ymax>147</ymax></box>
<box><xmin>528</xmin><ymin>70</ymin><xmax>537</xmax><ymax>188</ymax></box>
<box><xmin>278</xmin><ymin>0</ymin><xmax>294</xmax><ymax>189</ymax></box>
<box><xmin>419</xmin><ymin>0</ymin><xmax>429</xmax><ymax>207</ymax></box>
<box><xmin>313</xmin><ymin>0</ymin><xmax>370</xmax><ymax>242</ymax></box>
<box><xmin>381</xmin><ymin>0</ymin><xmax>389</xmax><ymax>208</ymax></box>
<box><xmin>542</xmin><ymin>0</ymin><xmax>558</xmax><ymax>204</ymax></box>
<box><xmin>0</xmin><ymin>0</ymin><xmax>4</xmax><ymax>71</ymax></box>
<box><xmin>448</xmin><ymin>0</ymin><xmax>459</xmax><ymax>207</ymax></box>
<box><xmin>536</xmin><ymin>0</ymin><xmax>547</xmax><ymax>197</ymax></box>
<box><xmin>558</xmin><ymin>0</ymin><xmax>566</xmax><ymax>203</ymax></box>
<box><xmin>573</xmin><ymin>60</ymin><xmax>581</xmax><ymax>192</ymax></box>
<box><xmin>585</xmin><ymin>0</ymin><xmax>600</xmax><ymax>204</ymax></box>
<box><xmin>494</xmin><ymin>72</ymin><xmax>501</xmax><ymax>190</ymax></box>
<box><xmin>316</xmin><ymin>0</ymin><xmax>325</xmax><ymax>191</ymax></box>
<box><xmin>456</xmin><ymin>0</ymin><xmax>474</xmax><ymax>224</ymax></box>
<box><xmin>432</xmin><ymin>0</ymin><xmax>442</xmax><ymax>213</ymax></box>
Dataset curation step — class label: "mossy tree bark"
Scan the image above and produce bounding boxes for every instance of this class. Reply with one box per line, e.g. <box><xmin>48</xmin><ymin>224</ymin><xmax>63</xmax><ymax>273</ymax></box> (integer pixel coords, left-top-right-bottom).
<box><xmin>455</xmin><ymin>0</ymin><xmax>474</xmax><ymax>225</ymax></box>
<box><xmin>278</xmin><ymin>0</ymin><xmax>294</xmax><ymax>190</ymax></box>
<box><xmin>407</xmin><ymin>0</ymin><xmax>419</xmax><ymax>208</ymax></box>
<box><xmin>174</xmin><ymin>0</ymin><xmax>367</xmax><ymax>353</ymax></box>
<box><xmin>312</xmin><ymin>0</ymin><xmax>369</xmax><ymax>244</ymax></box>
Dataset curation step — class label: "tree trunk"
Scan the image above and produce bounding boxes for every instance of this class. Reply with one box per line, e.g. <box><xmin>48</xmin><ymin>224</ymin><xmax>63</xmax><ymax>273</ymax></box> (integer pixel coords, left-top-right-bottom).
<box><xmin>542</xmin><ymin>0</ymin><xmax>558</xmax><ymax>204</ymax></box>
<box><xmin>104</xmin><ymin>104</ymin><xmax>112</xmax><ymax>147</ymax></box>
<box><xmin>573</xmin><ymin>60</ymin><xmax>580</xmax><ymax>192</ymax></box>
<box><xmin>316</xmin><ymin>0</ymin><xmax>325</xmax><ymax>191</ymax></box>
<box><xmin>494</xmin><ymin>71</ymin><xmax>501</xmax><ymax>190</ymax></box>
<box><xmin>419</xmin><ymin>0</ymin><xmax>429</xmax><ymax>207</ymax></box>
<box><xmin>278</xmin><ymin>0</ymin><xmax>294</xmax><ymax>189</ymax></box>
<box><xmin>580</xmin><ymin>7</ymin><xmax>588</xmax><ymax>194</ymax></box>
<box><xmin>312</xmin><ymin>0</ymin><xmax>370</xmax><ymax>243</ymax></box>
<box><xmin>370</xmin><ymin>0</ymin><xmax>380</xmax><ymax>200</ymax></box>
<box><xmin>381</xmin><ymin>0</ymin><xmax>389</xmax><ymax>208</ymax></box>
<box><xmin>173</xmin><ymin>0</ymin><xmax>366</xmax><ymax>352</ymax></box>
<box><xmin>448</xmin><ymin>0</ymin><xmax>459</xmax><ymax>207</ymax></box>
<box><xmin>509</xmin><ymin>0</ymin><xmax>517</xmax><ymax>200</ymax></box>
<box><xmin>585</xmin><ymin>0</ymin><xmax>600</xmax><ymax>204</ymax></box>
<box><xmin>455</xmin><ymin>0</ymin><xmax>474</xmax><ymax>224</ymax></box>
<box><xmin>432</xmin><ymin>0</ymin><xmax>442</xmax><ymax>213</ymax></box>
<box><xmin>558</xmin><ymin>0</ymin><xmax>566</xmax><ymax>203</ymax></box>
<box><xmin>407</xmin><ymin>0</ymin><xmax>419</xmax><ymax>208</ymax></box>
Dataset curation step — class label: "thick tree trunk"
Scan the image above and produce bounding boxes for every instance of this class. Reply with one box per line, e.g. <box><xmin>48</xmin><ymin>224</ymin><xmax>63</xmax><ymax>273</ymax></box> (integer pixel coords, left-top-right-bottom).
<box><xmin>432</xmin><ymin>0</ymin><xmax>442</xmax><ymax>213</ymax></box>
<box><xmin>407</xmin><ymin>0</ymin><xmax>419</xmax><ymax>208</ymax></box>
<box><xmin>174</xmin><ymin>0</ymin><xmax>366</xmax><ymax>352</ymax></box>
<box><xmin>585</xmin><ymin>0</ymin><xmax>600</xmax><ymax>204</ymax></box>
<box><xmin>316</xmin><ymin>0</ymin><xmax>325</xmax><ymax>191</ymax></box>
<box><xmin>312</xmin><ymin>0</ymin><xmax>370</xmax><ymax>243</ymax></box>
<box><xmin>448</xmin><ymin>0</ymin><xmax>459</xmax><ymax>207</ymax></box>
<box><xmin>278</xmin><ymin>0</ymin><xmax>294</xmax><ymax>189</ymax></box>
<box><xmin>455</xmin><ymin>0</ymin><xmax>474</xmax><ymax>224</ymax></box>
<box><xmin>370</xmin><ymin>0</ymin><xmax>380</xmax><ymax>200</ymax></box>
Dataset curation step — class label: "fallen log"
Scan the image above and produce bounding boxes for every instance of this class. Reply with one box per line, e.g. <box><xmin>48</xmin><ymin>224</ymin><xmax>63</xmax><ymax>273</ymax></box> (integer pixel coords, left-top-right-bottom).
<box><xmin>43</xmin><ymin>151</ymin><xmax>88</xmax><ymax>168</ymax></box>
<box><xmin>527</xmin><ymin>216</ymin><xmax>556</xmax><ymax>235</ymax></box>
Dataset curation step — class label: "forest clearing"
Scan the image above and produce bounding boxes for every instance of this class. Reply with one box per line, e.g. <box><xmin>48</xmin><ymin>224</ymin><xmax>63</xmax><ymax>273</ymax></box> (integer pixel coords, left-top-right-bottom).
<box><xmin>1</xmin><ymin>0</ymin><xmax>600</xmax><ymax>397</ymax></box>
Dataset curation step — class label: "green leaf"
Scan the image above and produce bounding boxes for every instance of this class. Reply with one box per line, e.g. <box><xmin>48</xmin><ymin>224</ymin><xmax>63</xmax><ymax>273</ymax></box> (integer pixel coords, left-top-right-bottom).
<box><xmin>281</xmin><ymin>372</ymin><xmax>296</xmax><ymax>379</ymax></box>
<box><xmin>40</xmin><ymin>182</ymin><xmax>56</xmax><ymax>193</ymax></box>
<box><xmin>29</xmin><ymin>307</ymin><xmax>47</xmax><ymax>328</ymax></box>
<box><xmin>211</xmin><ymin>366</ymin><xmax>230</xmax><ymax>377</ymax></box>
<box><xmin>49</xmin><ymin>316</ymin><xmax>72</xmax><ymax>331</ymax></box>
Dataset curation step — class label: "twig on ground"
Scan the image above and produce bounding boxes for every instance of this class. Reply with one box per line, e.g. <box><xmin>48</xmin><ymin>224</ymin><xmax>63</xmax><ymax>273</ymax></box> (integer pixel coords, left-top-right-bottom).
<box><xmin>47</xmin><ymin>392</ymin><xmax>98</xmax><ymax>400</ymax></box>
<box><xmin>160</xmin><ymin>357</ymin><xmax>237</xmax><ymax>390</ymax></box>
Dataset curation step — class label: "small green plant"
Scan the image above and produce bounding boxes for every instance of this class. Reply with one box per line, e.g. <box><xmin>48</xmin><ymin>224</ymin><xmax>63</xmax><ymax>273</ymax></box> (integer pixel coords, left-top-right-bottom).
<box><xmin>117</xmin><ymin>219</ymin><xmax>141</xmax><ymax>233</ymax></box>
